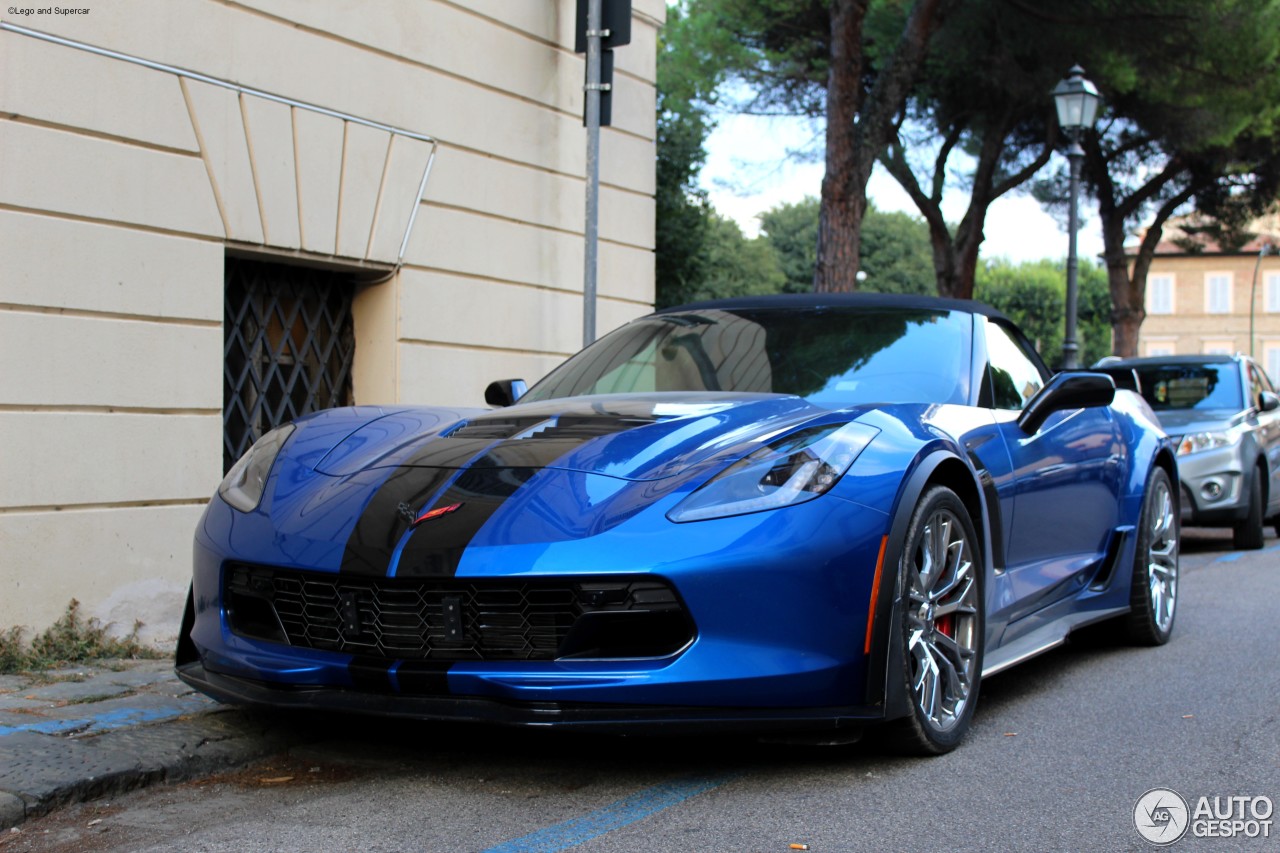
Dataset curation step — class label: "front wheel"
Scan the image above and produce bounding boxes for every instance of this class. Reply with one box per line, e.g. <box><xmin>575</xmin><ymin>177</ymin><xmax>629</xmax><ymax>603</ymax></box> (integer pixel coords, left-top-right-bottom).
<box><xmin>1125</xmin><ymin>467</ymin><xmax>1179</xmax><ymax>645</ymax></box>
<box><xmin>1232</xmin><ymin>473</ymin><xmax>1265</xmax><ymax>551</ymax></box>
<box><xmin>888</xmin><ymin>486</ymin><xmax>984</xmax><ymax>755</ymax></box>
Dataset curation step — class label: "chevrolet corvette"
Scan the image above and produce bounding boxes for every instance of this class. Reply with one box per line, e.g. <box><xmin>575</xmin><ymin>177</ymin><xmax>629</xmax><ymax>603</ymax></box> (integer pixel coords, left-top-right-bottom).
<box><xmin>177</xmin><ymin>294</ymin><xmax>1179</xmax><ymax>753</ymax></box>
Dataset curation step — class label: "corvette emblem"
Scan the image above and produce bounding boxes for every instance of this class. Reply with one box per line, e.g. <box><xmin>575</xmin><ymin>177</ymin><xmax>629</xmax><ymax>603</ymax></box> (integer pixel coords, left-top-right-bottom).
<box><xmin>413</xmin><ymin>502</ymin><xmax>464</xmax><ymax>525</ymax></box>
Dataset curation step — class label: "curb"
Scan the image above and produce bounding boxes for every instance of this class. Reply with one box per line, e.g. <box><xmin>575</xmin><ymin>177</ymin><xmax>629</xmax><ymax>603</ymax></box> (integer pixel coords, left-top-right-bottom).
<box><xmin>0</xmin><ymin>707</ymin><xmax>312</xmax><ymax>829</ymax></box>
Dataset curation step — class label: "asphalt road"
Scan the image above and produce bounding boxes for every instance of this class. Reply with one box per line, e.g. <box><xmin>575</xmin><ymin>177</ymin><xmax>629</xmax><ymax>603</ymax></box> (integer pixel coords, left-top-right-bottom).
<box><xmin>10</xmin><ymin>529</ymin><xmax>1279</xmax><ymax>853</ymax></box>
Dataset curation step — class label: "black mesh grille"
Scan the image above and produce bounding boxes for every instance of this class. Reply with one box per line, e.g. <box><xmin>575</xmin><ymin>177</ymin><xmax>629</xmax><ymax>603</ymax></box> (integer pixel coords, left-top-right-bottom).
<box><xmin>224</xmin><ymin>564</ymin><xmax>693</xmax><ymax>661</ymax></box>
<box><xmin>223</xmin><ymin>258</ymin><xmax>356</xmax><ymax>474</ymax></box>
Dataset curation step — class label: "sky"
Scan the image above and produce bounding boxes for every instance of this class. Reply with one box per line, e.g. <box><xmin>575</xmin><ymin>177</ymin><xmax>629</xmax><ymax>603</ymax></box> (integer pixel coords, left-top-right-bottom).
<box><xmin>698</xmin><ymin>111</ymin><xmax>1108</xmax><ymax>266</ymax></box>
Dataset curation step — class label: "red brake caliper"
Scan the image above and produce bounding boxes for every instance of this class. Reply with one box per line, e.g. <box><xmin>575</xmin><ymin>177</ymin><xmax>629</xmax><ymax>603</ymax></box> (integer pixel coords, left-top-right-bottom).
<box><xmin>936</xmin><ymin>613</ymin><xmax>954</xmax><ymax>639</ymax></box>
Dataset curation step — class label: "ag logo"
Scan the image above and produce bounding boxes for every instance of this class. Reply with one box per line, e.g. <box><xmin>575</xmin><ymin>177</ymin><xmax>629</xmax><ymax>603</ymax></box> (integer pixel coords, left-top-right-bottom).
<box><xmin>1134</xmin><ymin>788</ymin><xmax>1190</xmax><ymax>845</ymax></box>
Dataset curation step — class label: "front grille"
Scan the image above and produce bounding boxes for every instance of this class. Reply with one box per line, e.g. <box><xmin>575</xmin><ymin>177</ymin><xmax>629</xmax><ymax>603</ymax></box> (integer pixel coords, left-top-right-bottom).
<box><xmin>225</xmin><ymin>564</ymin><xmax>694</xmax><ymax>662</ymax></box>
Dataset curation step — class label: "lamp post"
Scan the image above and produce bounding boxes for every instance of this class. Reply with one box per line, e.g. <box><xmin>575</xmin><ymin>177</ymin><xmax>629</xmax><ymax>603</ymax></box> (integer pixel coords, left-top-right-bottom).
<box><xmin>1250</xmin><ymin>242</ymin><xmax>1275</xmax><ymax>359</ymax></box>
<box><xmin>1052</xmin><ymin>65</ymin><xmax>1101</xmax><ymax>369</ymax></box>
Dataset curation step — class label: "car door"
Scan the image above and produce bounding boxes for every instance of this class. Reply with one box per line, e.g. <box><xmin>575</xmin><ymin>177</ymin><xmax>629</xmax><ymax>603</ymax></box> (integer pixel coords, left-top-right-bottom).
<box><xmin>1246</xmin><ymin>360</ymin><xmax>1280</xmax><ymax>517</ymax></box>
<box><xmin>982</xmin><ymin>319</ymin><xmax>1126</xmax><ymax>631</ymax></box>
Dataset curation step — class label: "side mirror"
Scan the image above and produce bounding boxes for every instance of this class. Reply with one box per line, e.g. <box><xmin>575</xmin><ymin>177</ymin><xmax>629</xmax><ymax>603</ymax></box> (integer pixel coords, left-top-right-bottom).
<box><xmin>1259</xmin><ymin>391</ymin><xmax>1280</xmax><ymax>413</ymax></box>
<box><xmin>1018</xmin><ymin>372</ymin><xmax>1115</xmax><ymax>434</ymax></box>
<box><xmin>484</xmin><ymin>379</ymin><xmax>527</xmax><ymax>408</ymax></box>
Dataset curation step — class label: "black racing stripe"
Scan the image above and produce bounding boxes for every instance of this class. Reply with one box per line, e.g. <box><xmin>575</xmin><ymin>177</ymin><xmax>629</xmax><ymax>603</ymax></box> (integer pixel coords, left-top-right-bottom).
<box><xmin>395</xmin><ymin>467</ymin><xmax>536</xmax><ymax>578</ymax></box>
<box><xmin>348</xmin><ymin>656</ymin><xmax>396</xmax><ymax>693</ymax></box>
<box><xmin>394</xmin><ymin>661</ymin><xmax>452</xmax><ymax>695</ymax></box>
<box><xmin>340</xmin><ymin>412</ymin><xmax>650</xmax><ymax>579</ymax></box>
<box><xmin>340</xmin><ymin>466</ymin><xmax>456</xmax><ymax>576</ymax></box>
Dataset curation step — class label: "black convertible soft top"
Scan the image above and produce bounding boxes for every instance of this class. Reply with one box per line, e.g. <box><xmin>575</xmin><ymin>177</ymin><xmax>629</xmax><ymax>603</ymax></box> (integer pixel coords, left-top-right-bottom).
<box><xmin>656</xmin><ymin>292</ymin><xmax>1012</xmax><ymax>322</ymax></box>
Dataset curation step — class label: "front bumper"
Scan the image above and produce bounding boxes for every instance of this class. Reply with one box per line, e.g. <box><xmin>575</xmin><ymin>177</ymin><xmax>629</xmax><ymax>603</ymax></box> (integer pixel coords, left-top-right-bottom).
<box><xmin>187</xmin><ymin>485</ymin><xmax>895</xmax><ymax>722</ymax></box>
<box><xmin>1176</xmin><ymin>444</ymin><xmax>1249</xmax><ymax>524</ymax></box>
<box><xmin>175</xmin><ymin>661</ymin><xmax>882</xmax><ymax>734</ymax></box>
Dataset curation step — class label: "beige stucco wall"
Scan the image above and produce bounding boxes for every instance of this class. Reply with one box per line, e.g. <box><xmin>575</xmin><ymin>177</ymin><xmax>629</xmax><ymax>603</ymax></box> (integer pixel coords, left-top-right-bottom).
<box><xmin>1141</xmin><ymin>253</ymin><xmax>1280</xmax><ymax>375</ymax></box>
<box><xmin>0</xmin><ymin>0</ymin><xmax>662</xmax><ymax>641</ymax></box>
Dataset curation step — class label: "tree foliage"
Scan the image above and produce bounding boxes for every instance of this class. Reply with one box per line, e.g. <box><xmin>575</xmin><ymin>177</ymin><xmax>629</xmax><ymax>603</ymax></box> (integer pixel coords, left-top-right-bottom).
<box><xmin>655</xmin><ymin>4</ymin><xmax>724</xmax><ymax>308</ymax></box>
<box><xmin>689</xmin><ymin>0</ymin><xmax>957</xmax><ymax>292</ymax></box>
<box><xmin>877</xmin><ymin>0</ymin><xmax>1070</xmax><ymax>299</ymax></box>
<box><xmin>759</xmin><ymin>197</ymin><xmax>934</xmax><ymax>295</ymax></box>
<box><xmin>1027</xmin><ymin>0</ymin><xmax>1280</xmax><ymax>355</ymax></box>
<box><xmin>976</xmin><ymin>258</ymin><xmax>1111</xmax><ymax>368</ymax></box>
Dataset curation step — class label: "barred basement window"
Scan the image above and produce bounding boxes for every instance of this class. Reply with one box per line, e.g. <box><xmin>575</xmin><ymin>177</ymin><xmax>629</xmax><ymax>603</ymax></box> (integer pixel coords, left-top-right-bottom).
<box><xmin>224</xmin><ymin>257</ymin><xmax>356</xmax><ymax>473</ymax></box>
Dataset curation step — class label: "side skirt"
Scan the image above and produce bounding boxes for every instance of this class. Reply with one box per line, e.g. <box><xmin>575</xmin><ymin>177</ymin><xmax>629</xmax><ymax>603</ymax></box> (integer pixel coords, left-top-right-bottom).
<box><xmin>981</xmin><ymin>606</ymin><xmax>1128</xmax><ymax>677</ymax></box>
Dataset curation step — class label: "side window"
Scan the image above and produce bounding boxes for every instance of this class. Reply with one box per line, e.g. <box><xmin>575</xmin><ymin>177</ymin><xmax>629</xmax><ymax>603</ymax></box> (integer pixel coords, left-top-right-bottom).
<box><xmin>1247</xmin><ymin>362</ymin><xmax>1270</xmax><ymax>406</ymax></box>
<box><xmin>985</xmin><ymin>320</ymin><xmax>1046</xmax><ymax>410</ymax></box>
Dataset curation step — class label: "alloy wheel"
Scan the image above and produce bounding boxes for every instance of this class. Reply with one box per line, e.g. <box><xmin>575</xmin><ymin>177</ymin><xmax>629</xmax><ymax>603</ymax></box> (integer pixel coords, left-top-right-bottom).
<box><xmin>904</xmin><ymin>506</ymin><xmax>980</xmax><ymax>733</ymax></box>
<box><xmin>1146</xmin><ymin>476</ymin><xmax>1178</xmax><ymax>633</ymax></box>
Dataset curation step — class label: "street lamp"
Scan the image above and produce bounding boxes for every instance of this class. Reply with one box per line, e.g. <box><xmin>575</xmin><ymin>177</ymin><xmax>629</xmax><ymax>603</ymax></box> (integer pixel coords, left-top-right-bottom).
<box><xmin>1250</xmin><ymin>242</ymin><xmax>1275</xmax><ymax>358</ymax></box>
<box><xmin>1052</xmin><ymin>65</ymin><xmax>1101</xmax><ymax>369</ymax></box>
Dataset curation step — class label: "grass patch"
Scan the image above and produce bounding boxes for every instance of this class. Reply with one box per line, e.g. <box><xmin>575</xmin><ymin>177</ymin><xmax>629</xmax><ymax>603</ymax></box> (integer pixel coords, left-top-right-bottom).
<box><xmin>0</xmin><ymin>599</ymin><xmax>165</xmax><ymax>674</ymax></box>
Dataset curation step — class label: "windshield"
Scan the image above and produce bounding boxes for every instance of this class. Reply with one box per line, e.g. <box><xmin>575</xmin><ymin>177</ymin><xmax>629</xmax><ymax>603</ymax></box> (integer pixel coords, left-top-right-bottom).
<box><xmin>1134</xmin><ymin>364</ymin><xmax>1243</xmax><ymax>412</ymax></box>
<box><xmin>522</xmin><ymin>306</ymin><xmax>972</xmax><ymax>408</ymax></box>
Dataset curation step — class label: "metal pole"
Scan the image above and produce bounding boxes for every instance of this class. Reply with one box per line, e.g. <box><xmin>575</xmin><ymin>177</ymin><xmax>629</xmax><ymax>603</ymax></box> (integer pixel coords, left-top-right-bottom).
<box><xmin>583</xmin><ymin>0</ymin><xmax>603</xmax><ymax>347</ymax></box>
<box><xmin>1062</xmin><ymin>138</ymin><xmax>1084</xmax><ymax>369</ymax></box>
<box><xmin>1250</xmin><ymin>243</ymin><xmax>1272</xmax><ymax>359</ymax></box>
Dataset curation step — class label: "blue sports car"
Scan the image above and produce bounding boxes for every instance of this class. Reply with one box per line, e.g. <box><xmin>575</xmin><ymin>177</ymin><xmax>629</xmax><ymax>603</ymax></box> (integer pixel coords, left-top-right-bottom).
<box><xmin>177</xmin><ymin>294</ymin><xmax>1179</xmax><ymax>753</ymax></box>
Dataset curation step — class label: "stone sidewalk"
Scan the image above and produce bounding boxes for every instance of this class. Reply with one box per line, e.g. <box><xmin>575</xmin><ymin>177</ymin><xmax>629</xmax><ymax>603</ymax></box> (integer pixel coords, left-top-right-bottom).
<box><xmin>0</xmin><ymin>659</ymin><xmax>307</xmax><ymax>828</ymax></box>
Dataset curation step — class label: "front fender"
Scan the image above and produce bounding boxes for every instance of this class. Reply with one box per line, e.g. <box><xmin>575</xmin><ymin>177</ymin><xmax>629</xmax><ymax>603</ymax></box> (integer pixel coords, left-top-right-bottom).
<box><xmin>861</xmin><ymin>448</ymin><xmax>993</xmax><ymax>720</ymax></box>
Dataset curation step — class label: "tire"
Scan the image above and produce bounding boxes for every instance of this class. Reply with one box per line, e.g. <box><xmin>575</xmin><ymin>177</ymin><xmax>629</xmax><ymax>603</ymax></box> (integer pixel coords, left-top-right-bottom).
<box><xmin>1232</xmin><ymin>473</ymin><xmax>1265</xmax><ymax>551</ymax></box>
<box><xmin>1124</xmin><ymin>467</ymin><xmax>1179</xmax><ymax>645</ymax></box>
<box><xmin>888</xmin><ymin>486</ymin><xmax>984</xmax><ymax>755</ymax></box>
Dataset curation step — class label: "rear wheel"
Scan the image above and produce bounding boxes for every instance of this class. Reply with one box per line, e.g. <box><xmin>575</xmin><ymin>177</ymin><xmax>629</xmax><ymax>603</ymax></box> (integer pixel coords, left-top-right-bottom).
<box><xmin>888</xmin><ymin>486</ymin><xmax>983</xmax><ymax>755</ymax></box>
<box><xmin>1125</xmin><ymin>467</ymin><xmax>1179</xmax><ymax>645</ymax></box>
<box><xmin>1232</xmin><ymin>473</ymin><xmax>1264</xmax><ymax>551</ymax></box>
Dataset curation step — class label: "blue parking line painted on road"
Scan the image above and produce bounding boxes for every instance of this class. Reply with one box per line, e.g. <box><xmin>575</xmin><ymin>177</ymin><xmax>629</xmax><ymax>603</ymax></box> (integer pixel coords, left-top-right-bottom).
<box><xmin>481</xmin><ymin>774</ymin><xmax>733</xmax><ymax>853</ymax></box>
<box><xmin>1218</xmin><ymin>543</ymin><xmax>1280</xmax><ymax>562</ymax></box>
<box><xmin>0</xmin><ymin>697</ymin><xmax>215</xmax><ymax>738</ymax></box>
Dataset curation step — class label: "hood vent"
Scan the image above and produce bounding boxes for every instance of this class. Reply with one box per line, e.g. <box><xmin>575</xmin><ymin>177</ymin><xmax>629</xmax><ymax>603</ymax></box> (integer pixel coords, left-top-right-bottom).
<box><xmin>445</xmin><ymin>414</ymin><xmax>657</xmax><ymax>442</ymax></box>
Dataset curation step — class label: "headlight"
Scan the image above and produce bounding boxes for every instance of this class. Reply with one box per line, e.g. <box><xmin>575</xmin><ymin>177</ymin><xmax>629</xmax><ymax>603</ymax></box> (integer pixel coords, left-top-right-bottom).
<box><xmin>218</xmin><ymin>424</ymin><xmax>295</xmax><ymax>512</ymax></box>
<box><xmin>667</xmin><ymin>421</ymin><xmax>879</xmax><ymax>523</ymax></box>
<box><xmin>1175</xmin><ymin>429</ymin><xmax>1239</xmax><ymax>456</ymax></box>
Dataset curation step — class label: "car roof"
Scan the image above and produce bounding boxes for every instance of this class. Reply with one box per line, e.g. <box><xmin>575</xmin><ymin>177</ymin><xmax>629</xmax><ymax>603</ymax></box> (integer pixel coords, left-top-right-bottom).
<box><xmin>1101</xmin><ymin>354</ymin><xmax>1240</xmax><ymax>368</ymax></box>
<box><xmin>655</xmin><ymin>292</ymin><xmax>1012</xmax><ymax>322</ymax></box>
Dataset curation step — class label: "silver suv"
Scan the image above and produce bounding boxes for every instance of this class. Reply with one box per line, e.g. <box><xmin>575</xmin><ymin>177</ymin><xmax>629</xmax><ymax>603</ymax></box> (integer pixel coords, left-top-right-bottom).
<box><xmin>1095</xmin><ymin>354</ymin><xmax>1280</xmax><ymax>548</ymax></box>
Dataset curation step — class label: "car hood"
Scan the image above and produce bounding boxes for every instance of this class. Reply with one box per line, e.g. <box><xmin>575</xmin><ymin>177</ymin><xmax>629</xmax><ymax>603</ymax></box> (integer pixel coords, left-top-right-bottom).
<box><xmin>262</xmin><ymin>393</ymin><xmax>879</xmax><ymax>576</ymax></box>
<box><xmin>313</xmin><ymin>392</ymin><xmax>838</xmax><ymax>481</ymax></box>
<box><xmin>1152</xmin><ymin>408</ymin><xmax>1242</xmax><ymax>435</ymax></box>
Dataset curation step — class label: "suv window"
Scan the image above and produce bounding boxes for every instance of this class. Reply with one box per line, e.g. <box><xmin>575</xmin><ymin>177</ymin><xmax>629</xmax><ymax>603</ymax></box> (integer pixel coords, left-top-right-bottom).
<box><xmin>1246</xmin><ymin>361</ymin><xmax>1273</xmax><ymax>407</ymax></box>
<box><xmin>984</xmin><ymin>320</ymin><xmax>1046</xmax><ymax>410</ymax></box>
<box><xmin>1133</xmin><ymin>363</ymin><xmax>1243</xmax><ymax>411</ymax></box>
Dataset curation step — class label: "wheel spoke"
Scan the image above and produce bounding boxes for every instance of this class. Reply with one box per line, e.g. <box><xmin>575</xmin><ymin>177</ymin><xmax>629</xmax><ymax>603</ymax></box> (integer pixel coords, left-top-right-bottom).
<box><xmin>903</xmin><ymin>502</ymin><xmax>980</xmax><ymax>734</ymax></box>
<box><xmin>933</xmin><ymin>574</ymin><xmax>974</xmax><ymax>617</ymax></box>
<box><xmin>1143</xmin><ymin>480</ymin><xmax>1179</xmax><ymax>634</ymax></box>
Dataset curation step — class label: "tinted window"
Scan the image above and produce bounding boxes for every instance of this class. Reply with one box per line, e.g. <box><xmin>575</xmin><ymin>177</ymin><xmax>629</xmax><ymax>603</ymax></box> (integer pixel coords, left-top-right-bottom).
<box><xmin>1134</xmin><ymin>364</ymin><xmax>1243</xmax><ymax>411</ymax></box>
<box><xmin>985</xmin><ymin>320</ymin><xmax>1047</xmax><ymax>409</ymax></box>
<box><xmin>522</xmin><ymin>307</ymin><xmax>972</xmax><ymax>408</ymax></box>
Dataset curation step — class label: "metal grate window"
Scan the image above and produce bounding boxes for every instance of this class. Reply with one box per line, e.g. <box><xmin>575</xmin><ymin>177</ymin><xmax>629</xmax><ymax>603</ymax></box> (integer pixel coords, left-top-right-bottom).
<box><xmin>223</xmin><ymin>257</ymin><xmax>356</xmax><ymax>473</ymax></box>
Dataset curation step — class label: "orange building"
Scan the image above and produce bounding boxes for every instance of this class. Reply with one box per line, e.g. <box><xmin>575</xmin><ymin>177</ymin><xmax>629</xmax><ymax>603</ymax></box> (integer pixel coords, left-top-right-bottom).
<box><xmin>1136</xmin><ymin>215</ymin><xmax>1280</xmax><ymax>383</ymax></box>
